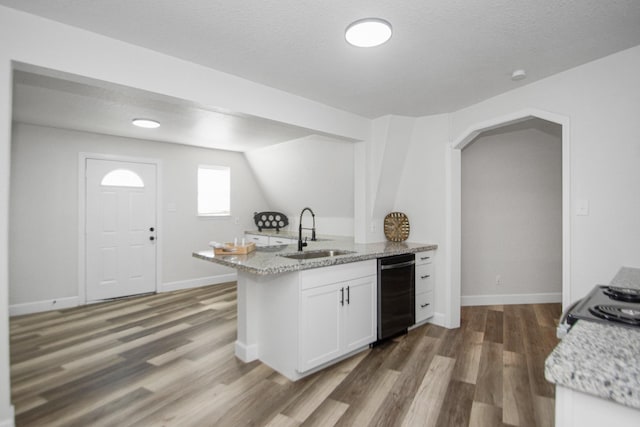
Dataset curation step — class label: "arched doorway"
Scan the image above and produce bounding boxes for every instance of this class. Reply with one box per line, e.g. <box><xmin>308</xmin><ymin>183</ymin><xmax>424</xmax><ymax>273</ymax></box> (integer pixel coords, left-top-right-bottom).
<box><xmin>444</xmin><ymin>109</ymin><xmax>571</xmax><ymax>328</ymax></box>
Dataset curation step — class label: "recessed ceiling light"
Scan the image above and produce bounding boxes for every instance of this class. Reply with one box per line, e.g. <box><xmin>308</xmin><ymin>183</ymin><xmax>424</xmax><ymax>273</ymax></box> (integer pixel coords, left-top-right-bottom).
<box><xmin>345</xmin><ymin>18</ymin><xmax>392</xmax><ymax>48</ymax></box>
<box><xmin>132</xmin><ymin>118</ymin><xmax>160</xmax><ymax>129</ymax></box>
<box><xmin>511</xmin><ymin>69</ymin><xmax>527</xmax><ymax>81</ymax></box>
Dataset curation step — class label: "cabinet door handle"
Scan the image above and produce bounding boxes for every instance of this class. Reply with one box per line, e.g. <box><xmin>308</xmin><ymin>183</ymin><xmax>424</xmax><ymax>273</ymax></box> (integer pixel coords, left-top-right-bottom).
<box><xmin>340</xmin><ymin>287</ymin><xmax>344</xmax><ymax>306</ymax></box>
<box><xmin>420</xmin><ymin>256</ymin><xmax>430</xmax><ymax>261</ymax></box>
<box><xmin>420</xmin><ymin>303</ymin><xmax>430</xmax><ymax>308</ymax></box>
<box><xmin>346</xmin><ymin>286</ymin><xmax>350</xmax><ymax>305</ymax></box>
<box><xmin>420</xmin><ymin>275</ymin><xmax>430</xmax><ymax>279</ymax></box>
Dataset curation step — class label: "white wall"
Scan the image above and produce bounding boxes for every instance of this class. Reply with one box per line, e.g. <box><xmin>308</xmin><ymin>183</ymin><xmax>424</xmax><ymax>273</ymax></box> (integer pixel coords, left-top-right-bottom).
<box><xmin>451</xmin><ymin>44</ymin><xmax>640</xmax><ymax>303</ymax></box>
<box><xmin>386</xmin><ymin>44</ymin><xmax>640</xmax><ymax>321</ymax></box>
<box><xmin>244</xmin><ymin>135</ymin><xmax>355</xmax><ymax>236</ymax></box>
<box><xmin>393</xmin><ymin>114</ymin><xmax>450</xmax><ymax>325</ymax></box>
<box><xmin>0</xmin><ymin>60</ymin><xmax>13</xmax><ymax>427</ymax></box>
<box><xmin>9</xmin><ymin>123</ymin><xmax>269</xmax><ymax>307</ymax></box>
<box><xmin>461</xmin><ymin>119</ymin><xmax>562</xmax><ymax>303</ymax></box>
<box><xmin>357</xmin><ymin>115</ymin><xmax>418</xmax><ymax>243</ymax></box>
<box><xmin>370</xmin><ymin>116</ymin><xmax>415</xmax><ymax>219</ymax></box>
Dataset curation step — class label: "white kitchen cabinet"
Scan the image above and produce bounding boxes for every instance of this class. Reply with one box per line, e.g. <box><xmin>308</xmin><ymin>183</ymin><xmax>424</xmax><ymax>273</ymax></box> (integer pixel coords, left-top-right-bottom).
<box><xmin>237</xmin><ymin>259</ymin><xmax>377</xmax><ymax>381</ymax></box>
<box><xmin>298</xmin><ymin>265</ymin><xmax>376</xmax><ymax>373</ymax></box>
<box><xmin>416</xmin><ymin>290</ymin><xmax>435</xmax><ymax>321</ymax></box>
<box><xmin>415</xmin><ymin>251</ymin><xmax>434</xmax><ymax>265</ymax></box>
<box><xmin>298</xmin><ymin>282</ymin><xmax>343</xmax><ymax>370</ymax></box>
<box><xmin>415</xmin><ymin>250</ymin><xmax>435</xmax><ymax>324</ymax></box>
<box><xmin>343</xmin><ymin>275</ymin><xmax>377</xmax><ymax>352</ymax></box>
<box><xmin>244</xmin><ymin>233</ymin><xmax>269</xmax><ymax>247</ymax></box>
<box><xmin>244</xmin><ymin>233</ymin><xmax>296</xmax><ymax>246</ymax></box>
<box><xmin>269</xmin><ymin>236</ymin><xmax>297</xmax><ymax>245</ymax></box>
<box><xmin>415</xmin><ymin>262</ymin><xmax>434</xmax><ymax>294</ymax></box>
<box><xmin>555</xmin><ymin>386</ymin><xmax>640</xmax><ymax>427</ymax></box>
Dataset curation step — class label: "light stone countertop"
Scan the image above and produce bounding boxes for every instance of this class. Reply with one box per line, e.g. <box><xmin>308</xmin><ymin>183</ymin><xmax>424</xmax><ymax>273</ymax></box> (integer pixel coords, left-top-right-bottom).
<box><xmin>544</xmin><ymin>266</ymin><xmax>640</xmax><ymax>410</ymax></box>
<box><xmin>193</xmin><ymin>236</ymin><xmax>437</xmax><ymax>276</ymax></box>
<box><xmin>609</xmin><ymin>266</ymin><xmax>640</xmax><ymax>289</ymax></box>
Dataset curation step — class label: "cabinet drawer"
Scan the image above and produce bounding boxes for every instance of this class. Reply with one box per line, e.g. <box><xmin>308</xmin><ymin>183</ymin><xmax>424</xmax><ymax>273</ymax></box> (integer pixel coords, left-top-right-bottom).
<box><xmin>415</xmin><ymin>291</ymin><xmax>434</xmax><ymax>323</ymax></box>
<box><xmin>300</xmin><ymin>260</ymin><xmax>376</xmax><ymax>290</ymax></box>
<box><xmin>270</xmin><ymin>237</ymin><xmax>296</xmax><ymax>245</ymax></box>
<box><xmin>245</xmin><ymin>234</ymin><xmax>269</xmax><ymax>246</ymax></box>
<box><xmin>415</xmin><ymin>263</ymin><xmax>434</xmax><ymax>294</ymax></box>
<box><xmin>415</xmin><ymin>251</ymin><xmax>433</xmax><ymax>265</ymax></box>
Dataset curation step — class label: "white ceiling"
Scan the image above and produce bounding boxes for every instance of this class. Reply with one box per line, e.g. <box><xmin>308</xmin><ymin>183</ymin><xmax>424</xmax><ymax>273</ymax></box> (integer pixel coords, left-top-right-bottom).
<box><xmin>3</xmin><ymin>0</ymin><xmax>640</xmax><ymax>119</ymax></box>
<box><xmin>6</xmin><ymin>1</ymin><xmax>640</xmax><ymax>152</ymax></box>
<box><xmin>12</xmin><ymin>69</ymin><xmax>323</xmax><ymax>152</ymax></box>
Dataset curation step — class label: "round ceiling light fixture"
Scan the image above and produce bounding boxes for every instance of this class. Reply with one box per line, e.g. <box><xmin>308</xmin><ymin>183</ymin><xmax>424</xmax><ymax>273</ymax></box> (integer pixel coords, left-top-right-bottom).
<box><xmin>345</xmin><ymin>18</ymin><xmax>392</xmax><ymax>47</ymax></box>
<box><xmin>132</xmin><ymin>118</ymin><xmax>160</xmax><ymax>129</ymax></box>
<box><xmin>511</xmin><ymin>69</ymin><xmax>527</xmax><ymax>81</ymax></box>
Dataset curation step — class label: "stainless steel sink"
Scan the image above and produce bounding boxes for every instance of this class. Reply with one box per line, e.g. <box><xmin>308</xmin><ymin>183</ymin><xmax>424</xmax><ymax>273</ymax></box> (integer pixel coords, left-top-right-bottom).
<box><xmin>278</xmin><ymin>249</ymin><xmax>356</xmax><ymax>260</ymax></box>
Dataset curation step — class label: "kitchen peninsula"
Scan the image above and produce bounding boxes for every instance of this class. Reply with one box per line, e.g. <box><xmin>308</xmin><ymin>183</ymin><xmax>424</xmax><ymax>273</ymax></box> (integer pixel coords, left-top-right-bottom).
<box><xmin>545</xmin><ymin>267</ymin><xmax>640</xmax><ymax>426</ymax></box>
<box><xmin>193</xmin><ymin>236</ymin><xmax>437</xmax><ymax>380</ymax></box>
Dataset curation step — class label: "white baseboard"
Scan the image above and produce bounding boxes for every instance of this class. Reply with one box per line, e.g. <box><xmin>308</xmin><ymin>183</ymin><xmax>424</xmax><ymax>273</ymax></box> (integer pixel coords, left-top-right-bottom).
<box><xmin>461</xmin><ymin>292</ymin><xmax>562</xmax><ymax>306</ymax></box>
<box><xmin>411</xmin><ymin>312</ymin><xmax>448</xmax><ymax>330</ymax></box>
<box><xmin>160</xmin><ymin>273</ymin><xmax>237</xmax><ymax>293</ymax></box>
<box><xmin>0</xmin><ymin>404</ymin><xmax>15</xmax><ymax>427</ymax></box>
<box><xmin>429</xmin><ymin>312</ymin><xmax>447</xmax><ymax>327</ymax></box>
<box><xmin>9</xmin><ymin>274</ymin><xmax>237</xmax><ymax>317</ymax></box>
<box><xmin>9</xmin><ymin>297</ymin><xmax>79</xmax><ymax>317</ymax></box>
<box><xmin>235</xmin><ymin>340</ymin><xmax>259</xmax><ymax>362</ymax></box>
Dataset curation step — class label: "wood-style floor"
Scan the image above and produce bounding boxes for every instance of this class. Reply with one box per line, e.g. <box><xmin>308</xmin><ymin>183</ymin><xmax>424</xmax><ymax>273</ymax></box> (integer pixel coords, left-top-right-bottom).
<box><xmin>9</xmin><ymin>283</ymin><xmax>561</xmax><ymax>427</ymax></box>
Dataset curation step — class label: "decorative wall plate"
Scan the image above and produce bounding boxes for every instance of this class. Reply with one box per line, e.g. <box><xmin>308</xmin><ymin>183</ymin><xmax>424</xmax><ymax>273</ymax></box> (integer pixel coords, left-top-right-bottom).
<box><xmin>384</xmin><ymin>212</ymin><xmax>410</xmax><ymax>242</ymax></box>
<box><xmin>253</xmin><ymin>211</ymin><xmax>289</xmax><ymax>231</ymax></box>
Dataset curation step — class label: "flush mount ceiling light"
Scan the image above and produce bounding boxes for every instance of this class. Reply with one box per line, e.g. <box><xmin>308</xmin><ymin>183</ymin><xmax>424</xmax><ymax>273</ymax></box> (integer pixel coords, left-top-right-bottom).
<box><xmin>345</xmin><ymin>18</ymin><xmax>392</xmax><ymax>47</ymax></box>
<box><xmin>511</xmin><ymin>69</ymin><xmax>527</xmax><ymax>81</ymax></box>
<box><xmin>131</xmin><ymin>118</ymin><xmax>160</xmax><ymax>129</ymax></box>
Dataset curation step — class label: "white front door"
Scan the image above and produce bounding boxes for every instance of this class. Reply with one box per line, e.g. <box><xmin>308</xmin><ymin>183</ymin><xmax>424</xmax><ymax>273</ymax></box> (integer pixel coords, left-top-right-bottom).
<box><xmin>86</xmin><ymin>159</ymin><xmax>157</xmax><ymax>301</ymax></box>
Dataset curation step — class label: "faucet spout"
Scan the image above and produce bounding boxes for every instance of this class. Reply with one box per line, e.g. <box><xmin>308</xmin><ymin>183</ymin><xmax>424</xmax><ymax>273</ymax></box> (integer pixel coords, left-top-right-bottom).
<box><xmin>298</xmin><ymin>207</ymin><xmax>317</xmax><ymax>251</ymax></box>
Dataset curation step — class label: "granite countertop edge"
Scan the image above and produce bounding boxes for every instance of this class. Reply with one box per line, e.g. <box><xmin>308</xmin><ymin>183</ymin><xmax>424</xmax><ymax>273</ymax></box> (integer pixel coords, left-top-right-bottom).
<box><xmin>544</xmin><ymin>320</ymin><xmax>640</xmax><ymax>409</ymax></box>
<box><xmin>544</xmin><ymin>266</ymin><xmax>640</xmax><ymax>410</ymax></box>
<box><xmin>193</xmin><ymin>240</ymin><xmax>437</xmax><ymax>276</ymax></box>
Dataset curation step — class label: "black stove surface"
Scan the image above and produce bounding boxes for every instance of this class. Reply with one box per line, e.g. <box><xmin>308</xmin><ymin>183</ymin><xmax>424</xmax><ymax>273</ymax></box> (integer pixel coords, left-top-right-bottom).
<box><xmin>567</xmin><ymin>285</ymin><xmax>640</xmax><ymax>328</ymax></box>
<box><xmin>603</xmin><ymin>285</ymin><xmax>640</xmax><ymax>302</ymax></box>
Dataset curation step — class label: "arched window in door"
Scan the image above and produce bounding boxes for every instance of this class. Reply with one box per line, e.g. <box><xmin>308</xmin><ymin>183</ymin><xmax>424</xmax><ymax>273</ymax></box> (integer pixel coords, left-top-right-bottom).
<box><xmin>100</xmin><ymin>169</ymin><xmax>145</xmax><ymax>188</ymax></box>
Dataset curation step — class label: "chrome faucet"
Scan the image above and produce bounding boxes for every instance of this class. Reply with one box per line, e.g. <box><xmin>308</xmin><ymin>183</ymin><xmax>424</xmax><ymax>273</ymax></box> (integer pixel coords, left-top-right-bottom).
<box><xmin>298</xmin><ymin>207</ymin><xmax>317</xmax><ymax>251</ymax></box>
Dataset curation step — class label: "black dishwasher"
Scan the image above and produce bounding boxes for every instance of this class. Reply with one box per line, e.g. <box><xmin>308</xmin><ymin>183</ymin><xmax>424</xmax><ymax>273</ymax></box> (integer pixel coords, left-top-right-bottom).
<box><xmin>377</xmin><ymin>253</ymin><xmax>415</xmax><ymax>342</ymax></box>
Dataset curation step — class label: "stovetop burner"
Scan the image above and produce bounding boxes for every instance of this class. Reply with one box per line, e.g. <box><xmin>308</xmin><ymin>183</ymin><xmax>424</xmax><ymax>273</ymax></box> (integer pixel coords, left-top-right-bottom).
<box><xmin>603</xmin><ymin>286</ymin><xmax>640</xmax><ymax>303</ymax></box>
<box><xmin>565</xmin><ymin>285</ymin><xmax>640</xmax><ymax>329</ymax></box>
<box><xmin>588</xmin><ymin>304</ymin><xmax>640</xmax><ymax>326</ymax></box>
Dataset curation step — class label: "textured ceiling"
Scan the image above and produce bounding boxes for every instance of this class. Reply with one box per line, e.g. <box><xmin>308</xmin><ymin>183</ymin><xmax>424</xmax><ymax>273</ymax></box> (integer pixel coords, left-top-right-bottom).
<box><xmin>2</xmin><ymin>0</ymin><xmax>640</xmax><ymax>118</ymax></box>
<box><xmin>12</xmin><ymin>70</ymin><xmax>319</xmax><ymax>152</ymax></box>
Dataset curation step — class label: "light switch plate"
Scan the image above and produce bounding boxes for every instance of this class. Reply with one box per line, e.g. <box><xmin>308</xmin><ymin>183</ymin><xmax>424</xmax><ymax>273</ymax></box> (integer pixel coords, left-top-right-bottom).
<box><xmin>576</xmin><ymin>199</ymin><xmax>589</xmax><ymax>216</ymax></box>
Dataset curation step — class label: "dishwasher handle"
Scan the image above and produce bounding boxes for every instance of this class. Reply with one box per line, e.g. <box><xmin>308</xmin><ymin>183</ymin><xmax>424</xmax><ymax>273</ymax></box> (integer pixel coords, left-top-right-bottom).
<box><xmin>380</xmin><ymin>260</ymin><xmax>415</xmax><ymax>270</ymax></box>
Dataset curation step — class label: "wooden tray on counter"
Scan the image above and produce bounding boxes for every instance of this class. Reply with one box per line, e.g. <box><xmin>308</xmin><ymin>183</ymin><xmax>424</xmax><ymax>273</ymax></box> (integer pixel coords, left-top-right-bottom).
<box><xmin>213</xmin><ymin>242</ymin><xmax>256</xmax><ymax>256</ymax></box>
